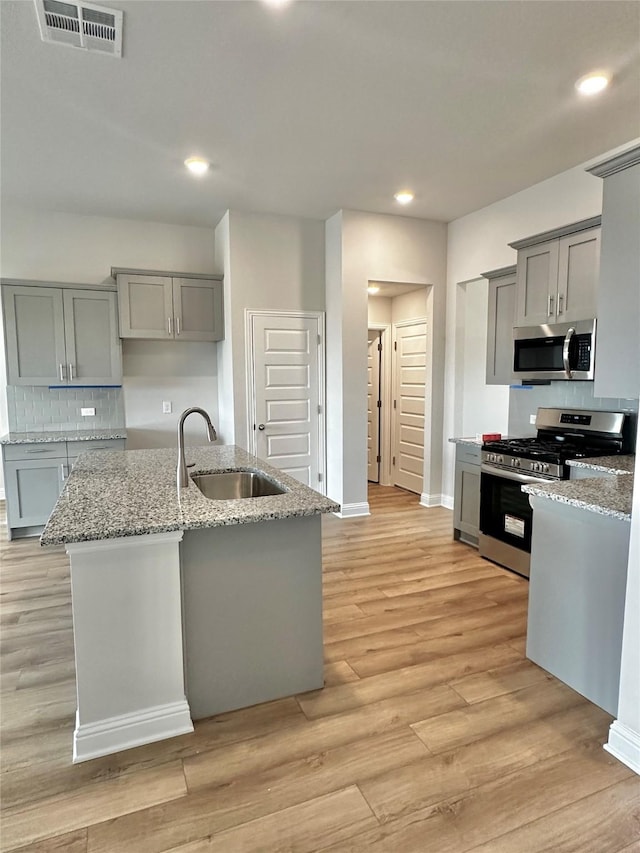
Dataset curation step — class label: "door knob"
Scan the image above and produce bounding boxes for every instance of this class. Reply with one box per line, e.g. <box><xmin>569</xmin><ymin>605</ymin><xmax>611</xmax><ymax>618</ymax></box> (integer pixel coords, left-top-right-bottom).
<box><xmin>258</xmin><ymin>423</ymin><xmax>265</xmax><ymax>430</ymax></box>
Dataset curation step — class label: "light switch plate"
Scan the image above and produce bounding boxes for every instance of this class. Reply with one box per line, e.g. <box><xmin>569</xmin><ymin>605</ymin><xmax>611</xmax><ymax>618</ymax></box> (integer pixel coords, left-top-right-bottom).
<box><xmin>81</xmin><ymin>407</ymin><xmax>96</xmax><ymax>417</ymax></box>
<box><xmin>529</xmin><ymin>414</ymin><xmax>536</xmax><ymax>424</ymax></box>
<box><xmin>162</xmin><ymin>401</ymin><xmax>172</xmax><ymax>414</ymax></box>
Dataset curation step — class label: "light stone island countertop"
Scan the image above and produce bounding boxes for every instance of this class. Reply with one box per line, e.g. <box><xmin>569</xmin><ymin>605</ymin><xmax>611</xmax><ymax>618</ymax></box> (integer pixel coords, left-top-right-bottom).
<box><xmin>568</xmin><ymin>454</ymin><xmax>635</xmax><ymax>475</ymax></box>
<box><xmin>522</xmin><ymin>474</ymin><xmax>633</xmax><ymax>522</ymax></box>
<box><xmin>41</xmin><ymin>445</ymin><xmax>339</xmax><ymax>546</ymax></box>
<box><xmin>448</xmin><ymin>437</ymin><xmax>483</xmax><ymax>446</ymax></box>
<box><xmin>0</xmin><ymin>428</ymin><xmax>127</xmax><ymax>445</ymax></box>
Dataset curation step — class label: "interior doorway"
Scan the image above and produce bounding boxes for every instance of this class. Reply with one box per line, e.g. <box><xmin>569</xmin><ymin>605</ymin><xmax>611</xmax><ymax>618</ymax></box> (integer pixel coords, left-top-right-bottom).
<box><xmin>367</xmin><ymin>283</ymin><xmax>430</xmax><ymax>500</ymax></box>
<box><xmin>392</xmin><ymin>319</ymin><xmax>427</xmax><ymax>494</ymax></box>
<box><xmin>367</xmin><ymin>329</ymin><xmax>382</xmax><ymax>483</ymax></box>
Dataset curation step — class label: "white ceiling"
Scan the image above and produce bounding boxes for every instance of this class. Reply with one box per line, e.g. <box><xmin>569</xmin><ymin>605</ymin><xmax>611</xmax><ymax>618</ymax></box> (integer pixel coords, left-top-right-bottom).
<box><xmin>1</xmin><ymin>1</ymin><xmax>639</xmax><ymax>229</ymax></box>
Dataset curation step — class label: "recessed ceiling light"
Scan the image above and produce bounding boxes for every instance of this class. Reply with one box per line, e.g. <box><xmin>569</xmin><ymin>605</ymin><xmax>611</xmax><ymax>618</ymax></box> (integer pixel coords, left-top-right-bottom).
<box><xmin>367</xmin><ymin>285</ymin><xmax>380</xmax><ymax>295</ymax></box>
<box><xmin>184</xmin><ymin>157</ymin><xmax>210</xmax><ymax>176</ymax></box>
<box><xmin>575</xmin><ymin>72</ymin><xmax>610</xmax><ymax>96</ymax></box>
<box><xmin>394</xmin><ymin>190</ymin><xmax>414</xmax><ymax>205</ymax></box>
<box><xmin>262</xmin><ymin>0</ymin><xmax>292</xmax><ymax>7</ymax></box>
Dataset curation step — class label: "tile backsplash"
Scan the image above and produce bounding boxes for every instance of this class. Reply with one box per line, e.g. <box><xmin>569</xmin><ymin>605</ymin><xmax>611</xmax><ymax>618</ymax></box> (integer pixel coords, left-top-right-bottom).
<box><xmin>508</xmin><ymin>381</ymin><xmax>638</xmax><ymax>445</ymax></box>
<box><xmin>7</xmin><ymin>386</ymin><xmax>125</xmax><ymax>433</ymax></box>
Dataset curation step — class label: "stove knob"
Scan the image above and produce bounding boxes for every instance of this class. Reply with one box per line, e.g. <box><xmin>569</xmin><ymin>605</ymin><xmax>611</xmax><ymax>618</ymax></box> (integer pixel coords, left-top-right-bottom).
<box><xmin>497</xmin><ymin>455</ymin><xmax>504</xmax><ymax>464</ymax></box>
<box><xmin>543</xmin><ymin>463</ymin><xmax>549</xmax><ymax>473</ymax></box>
<box><xmin>512</xmin><ymin>458</ymin><xmax>520</xmax><ymax>468</ymax></box>
<box><xmin>532</xmin><ymin>461</ymin><xmax>539</xmax><ymax>472</ymax></box>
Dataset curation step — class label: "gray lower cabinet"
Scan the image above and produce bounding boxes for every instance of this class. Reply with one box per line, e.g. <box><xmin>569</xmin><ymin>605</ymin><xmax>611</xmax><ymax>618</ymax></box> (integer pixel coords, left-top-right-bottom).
<box><xmin>483</xmin><ymin>265</ymin><xmax>516</xmax><ymax>385</ymax></box>
<box><xmin>453</xmin><ymin>443</ymin><xmax>481</xmax><ymax>547</ymax></box>
<box><xmin>116</xmin><ymin>272</ymin><xmax>224</xmax><ymax>341</ymax></box>
<box><xmin>587</xmin><ymin>145</ymin><xmax>640</xmax><ymax>399</ymax></box>
<box><xmin>4</xmin><ymin>443</ymin><xmax>67</xmax><ymax>535</ymax></box>
<box><xmin>2</xmin><ymin>439</ymin><xmax>125</xmax><ymax>539</ymax></box>
<box><xmin>2</xmin><ymin>284</ymin><xmax>122</xmax><ymax>386</ymax></box>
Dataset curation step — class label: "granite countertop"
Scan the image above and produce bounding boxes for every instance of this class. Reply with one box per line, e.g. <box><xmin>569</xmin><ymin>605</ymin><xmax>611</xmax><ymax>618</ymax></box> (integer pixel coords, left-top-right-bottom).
<box><xmin>522</xmin><ymin>474</ymin><xmax>633</xmax><ymax>522</ymax></box>
<box><xmin>41</xmin><ymin>445</ymin><xmax>339</xmax><ymax>546</ymax></box>
<box><xmin>448</xmin><ymin>437</ymin><xmax>483</xmax><ymax>446</ymax></box>
<box><xmin>0</xmin><ymin>428</ymin><xmax>127</xmax><ymax>445</ymax></box>
<box><xmin>568</xmin><ymin>454</ymin><xmax>635</xmax><ymax>475</ymax></box>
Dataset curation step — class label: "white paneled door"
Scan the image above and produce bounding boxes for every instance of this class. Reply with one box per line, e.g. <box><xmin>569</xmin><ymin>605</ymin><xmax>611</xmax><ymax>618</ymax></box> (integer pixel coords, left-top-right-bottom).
<box><xmin>392</xmin><ymin>319</ymin><xmax>427</xmax><ymax>494</ymax></box>
<box><xmin>367</xmin><ymin>330</ymin><xmax>382</xmax><ymax>483</ymax></box>
<box><xmin>248</xmin><ymin>312</ymin><xmax>325</xmax><ymax>492</ymax></box>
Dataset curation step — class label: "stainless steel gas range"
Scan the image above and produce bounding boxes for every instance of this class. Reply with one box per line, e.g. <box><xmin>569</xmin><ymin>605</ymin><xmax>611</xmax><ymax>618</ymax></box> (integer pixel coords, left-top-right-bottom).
<box><xmin>479</xmin><ymin>407</ymin><xmax>631</xmax><ymax>578</ymax></box>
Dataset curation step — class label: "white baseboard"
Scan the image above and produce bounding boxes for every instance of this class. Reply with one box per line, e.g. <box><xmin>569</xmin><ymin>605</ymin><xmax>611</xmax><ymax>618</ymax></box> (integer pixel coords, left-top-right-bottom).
<box><xmin>73</xmin><ymin>699</ymin><xmax>194</xmax><ymax>763</ymax></box>
<box><xmin>604</xmin><ymin>720</ymin><xmax>640</xmax><ymax>775</ymax></box>
<box><xmin>335</xmin><ymin>502</ymin><xmax>370</xmax><ymax>518</ymax></box>
<box><xmin>420</xmin><ymin>492</ymin><xmax>445</xmax><ymax>508</ymax></box>
<box><xmin>420</xmin><ymin>493</ymin><xmax>454</xmax><ymax>510</ymax></box>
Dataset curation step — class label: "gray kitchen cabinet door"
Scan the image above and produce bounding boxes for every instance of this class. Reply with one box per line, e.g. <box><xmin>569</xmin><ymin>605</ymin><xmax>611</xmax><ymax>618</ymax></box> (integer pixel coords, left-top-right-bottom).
<box><xmin>453</xmin><ymin>461</ymin><xmax>481</xmax><ymax>546</ymax></box>
<box><xmin>514</xmin><ymin>241</ymin><xmax>559</xmax><ymax>326</ymax></box>
<box><xmin>2</xmin><ymin>285</ymin><xmax>67</xmax><ymax>385</ymax></box>
<box><xmin>117</xmin><ymin>274</ymin><xmax>174</xmax><ymax>339</ymax></box>
<box><xmin>172</xmin><ymin>278</ymin><xmax>224</xmax><ymax>341</ymax></box>
<box><xmin>557</xmin><ymin>227</ymin><xmax>600</xmax><ymax>323</ymax></box>
<box><xmin>485</xmin><ymin>267</ymin><xmax>516</xmax><ymax>385</ymax></box>
<box><xmin>63</xmin><ymin>289</ymin><xmax>122</xmax><ymax>384</ymax></box>
<box><xmin>4</xmin><ymin>457</ymin><xmax>66</xmax><ymax>529</ymax></box>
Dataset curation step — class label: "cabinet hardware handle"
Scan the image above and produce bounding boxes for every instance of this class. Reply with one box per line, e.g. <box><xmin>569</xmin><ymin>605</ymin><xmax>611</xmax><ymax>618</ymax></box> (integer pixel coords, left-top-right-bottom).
<box><xmin>168</xmin><ymin>317</ymin><xmax>173</xmax><ymax>336</ymax></box>
<box><xmin>176</xmin><ymin>317</ymin><xmax>181</xmax><ymax>335</ymax></box>
<box><xmin>61</xmin><ymin>463</ymin><xmax>69</xmax><ymax>481</ymax></box>
<box><xmin>558</xmin><ymin>294</ymin><xmax>564</xmax><ymax>314</ymax></box>
<box><xmin>59</xmin><ymin>363</ymin><xmax>66</xmax><ymax>382</ymax></box>
<box><xmin>25</xmin><ymin>448</ymin><xmax>49</xmax><ymax>454</ymax></box>
<box><xmin>68</xmin><ymin>363</ymin><xmax>74</xmax><ymax>381</ymax></box>
<box><xmin>548</xmin><ymin>294</ymin><xmax>554</xmax><ymax>316</ymax></box>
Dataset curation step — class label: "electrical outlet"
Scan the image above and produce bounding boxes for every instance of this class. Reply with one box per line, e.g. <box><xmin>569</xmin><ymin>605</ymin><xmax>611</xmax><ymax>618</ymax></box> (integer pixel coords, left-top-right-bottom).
<box><xmin>162</xmin><ymin>401</ymin><xmax>172</xmax><ymax>414</ymax></box>
<box><xmin>529</xmin><ymin>414</ymin><xmax>536</xmax><ymax>424</ymax></box>
<box><xmin>80</xmin><ymin>407</ymin><xmax>95</xmax><ymax>417</ymax></box>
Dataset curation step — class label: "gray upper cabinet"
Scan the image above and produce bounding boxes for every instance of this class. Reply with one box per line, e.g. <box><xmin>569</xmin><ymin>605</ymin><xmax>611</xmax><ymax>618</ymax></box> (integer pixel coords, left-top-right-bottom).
<box><xmin>511</xmin><ymin>218</ymin><xmax>600</xmax><ymax>327</ymax></box>
<box><xmin>587</xmin><ymin>145</ymin><xmax>640</xmax><ymax>399</ymax></box>
<box><xmin>2</xmin><ymin>284</ymin><xmax>122</xmax><ymax>386</ymax></box>
<box><xmin>116</xmin><ymin>271</ymin><xmax>224</xmax><ymax>341</ymax></box>
<box><xmin>483</xmin><ymin>265</ymin><xmax>516</xmax><ymax>385</ymax></box>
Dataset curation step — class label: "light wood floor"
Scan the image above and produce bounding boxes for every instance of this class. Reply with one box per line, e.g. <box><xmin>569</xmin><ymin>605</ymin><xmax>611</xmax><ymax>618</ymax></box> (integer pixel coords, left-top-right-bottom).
<box><xmin>1</xmin><ymin>486</ymin><xmax>639</xmax><ymax>852</ymax></box>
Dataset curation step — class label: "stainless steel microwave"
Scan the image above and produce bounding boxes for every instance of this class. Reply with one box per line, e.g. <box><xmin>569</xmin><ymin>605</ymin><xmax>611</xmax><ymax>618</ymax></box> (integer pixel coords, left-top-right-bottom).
<box><xmin>513</xmin><ymin>319</ymin><xmax>596</xmax><ymax>381</ymax></box>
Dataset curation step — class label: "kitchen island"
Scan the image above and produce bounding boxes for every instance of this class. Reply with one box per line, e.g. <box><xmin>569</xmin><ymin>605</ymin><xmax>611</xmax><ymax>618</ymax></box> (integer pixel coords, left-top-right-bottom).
<box><xmin>523</xmin><ymin>466</ymin><xmax>633</xmax><ymax>716</ymax></box>
<box><xmin>41</xmin><ymin>445</ymin><xmax>338</xmax><ymax>762</ymax></box>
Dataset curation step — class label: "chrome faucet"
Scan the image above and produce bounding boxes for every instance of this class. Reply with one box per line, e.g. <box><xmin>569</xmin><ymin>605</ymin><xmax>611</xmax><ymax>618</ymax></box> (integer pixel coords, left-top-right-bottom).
<box><xmin>177</xmin><ymin>407</ymin><xmax>217</xmax><ymax>490</ymax></box>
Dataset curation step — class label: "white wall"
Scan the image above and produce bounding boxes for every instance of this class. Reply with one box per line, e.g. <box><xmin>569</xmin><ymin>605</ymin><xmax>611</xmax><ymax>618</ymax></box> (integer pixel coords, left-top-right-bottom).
<box><xmin>327</xmin><ymin>211</ymin><xmax>447</xmax><ymax>510</ymax></box>
<box><xmin>391</xmin><ymin>288</ymin><xmax>428</xmax><ymax>324</ymax></box>
<box><xmin>215</xmin><ymin>210</ymin><xmax>326</xmax><ymax>449</ymax></box>
<box><xmin>367</xmin><ymin>296</ymin><xmax>391</xmax><ymax>325</ymax></box>
<box><xmin>0</xmin><ymin>206</ymin><xmax>218</xmax><ymax>457</ymax></box>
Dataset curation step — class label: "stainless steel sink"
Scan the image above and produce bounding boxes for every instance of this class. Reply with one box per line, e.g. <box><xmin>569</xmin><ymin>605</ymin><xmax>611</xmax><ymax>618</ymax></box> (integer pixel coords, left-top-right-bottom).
<box><xmin>191</xmin><ymin>471</ymin><xmax>286</xmax><ymax>500</ymax></box>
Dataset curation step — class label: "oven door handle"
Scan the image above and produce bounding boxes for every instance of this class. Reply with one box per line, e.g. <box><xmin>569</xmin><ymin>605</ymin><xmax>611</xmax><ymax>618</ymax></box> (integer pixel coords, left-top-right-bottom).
<box><xmin>481</xmin><ymin>463</ymin><xmax>552</xmax><ymax>485</ymax></box>
<box><xmin>562</xmin><ymin>327</ymin><xmax>575</xmax><ymax>379</ymax></box>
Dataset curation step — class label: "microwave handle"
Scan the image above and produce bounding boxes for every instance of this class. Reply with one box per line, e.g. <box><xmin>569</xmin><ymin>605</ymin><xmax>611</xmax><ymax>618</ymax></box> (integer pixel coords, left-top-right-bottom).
<box><xmin>562</xmin><ymin>327</ymin><xmax>575</xmax><ymax>379</ymax></box>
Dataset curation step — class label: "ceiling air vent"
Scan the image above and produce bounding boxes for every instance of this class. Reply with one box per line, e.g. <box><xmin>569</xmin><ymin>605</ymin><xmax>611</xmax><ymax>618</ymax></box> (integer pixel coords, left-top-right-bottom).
<box><xmin>34</xmin><ymin>0</ymin><xmax>123</xmax><ymax>57</ymax></box>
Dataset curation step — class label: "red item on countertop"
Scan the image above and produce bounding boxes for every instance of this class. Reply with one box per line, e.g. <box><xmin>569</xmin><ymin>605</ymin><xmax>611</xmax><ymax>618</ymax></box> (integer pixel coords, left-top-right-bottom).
<box><xmin>482</xmin><ymin>433</ymin><xmax>502</xmax><ymax>442</ymax></box>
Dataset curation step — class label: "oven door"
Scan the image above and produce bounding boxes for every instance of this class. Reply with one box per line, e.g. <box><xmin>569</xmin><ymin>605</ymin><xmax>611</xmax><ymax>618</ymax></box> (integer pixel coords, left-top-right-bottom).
<box><xmin>479</xmin><ymin>464</ymin><xmax>553</xmax><ymax>578</ymax></box>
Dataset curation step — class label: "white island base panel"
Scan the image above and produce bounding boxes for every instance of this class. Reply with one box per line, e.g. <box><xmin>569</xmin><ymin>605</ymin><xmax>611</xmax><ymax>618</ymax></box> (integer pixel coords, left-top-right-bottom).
<box><xmin>67</xmin><ymin>532</ymin><xmax>193</xmax><ymax>763</ymax></box>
